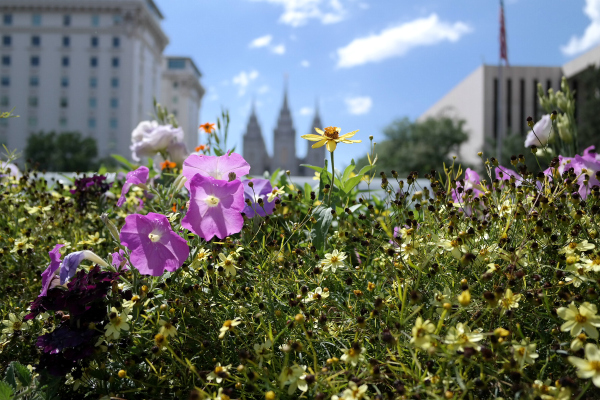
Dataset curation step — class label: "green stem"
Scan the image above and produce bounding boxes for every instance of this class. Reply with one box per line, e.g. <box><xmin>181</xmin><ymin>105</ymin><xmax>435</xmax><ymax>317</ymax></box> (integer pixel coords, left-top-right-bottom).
<box><xmin>329</xmin><ymin>150</ymin><xmax>335</xmax><ymax>206</ymax></box>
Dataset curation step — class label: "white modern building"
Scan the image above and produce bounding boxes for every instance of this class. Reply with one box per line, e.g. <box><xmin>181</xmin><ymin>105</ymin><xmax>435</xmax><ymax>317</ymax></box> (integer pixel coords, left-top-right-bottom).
<box><xmin>419</xmin><ymin>43</ymin><xmax>600</xmax><ymax>167</ymax></box>
<box><xmin>160</xmin><ymin>56</ymin><xmax>204</xmax><ymax>152</ymax></box>
<box><xmin>0</xmin><ymin>0</ymin><xmax>204</xmax><ymax>161</ymax></box>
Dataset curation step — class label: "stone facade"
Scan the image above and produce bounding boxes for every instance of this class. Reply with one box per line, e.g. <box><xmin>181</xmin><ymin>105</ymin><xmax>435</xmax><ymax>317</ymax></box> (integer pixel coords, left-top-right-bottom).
<box><xmin>243</xmin><ymin>89</ymin><xmax>325</xmax><ymax>177</ymax></box>
<box><xmin>0</xmin><ymin>0</ymin><xmax>203</xmax><ymax>161</ymax></box>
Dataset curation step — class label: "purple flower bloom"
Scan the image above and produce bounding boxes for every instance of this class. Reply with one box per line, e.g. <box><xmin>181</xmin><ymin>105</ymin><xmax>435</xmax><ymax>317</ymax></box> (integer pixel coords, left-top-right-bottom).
<box><xmin>60</xmin><ymin>251</ymin><xmax>108</xmax><ymax>287</ymax></box>
<box><xmin>182</xmin><ymin>174</ymin><xmax>245</xmax><ymax>241</ymax></box>
<box><xmin>495</xmin><ymin>165</ymin><xmax>524</xmax><ymax>187</ymax></box>
<box><xmin>111</xmin><ymin>249</ymin><xmax>130</xmax><ymax>271</ymax></box>
<box><xmin>117</xmin><ymin>166</ymin><xmax>149</xmax><ymax>207</ymax></box>
<box><xmin>574</xmin><ymin>154</ymin><xmax>600</xmax><ymax>199</ymax></box>
<box><xmin>40</xmin><ymin>244</ymin><xmax>65</xmax><ymax>297</ymax></box>
<box><xmin>583</xmin><ymin>145</ymin><xmax>600</xmax><ymax>162</ymax></box>
<box><xmin>452</xmin><ymin>168</ymin><xmax>484</xmax><ymax>204</ymax></box>
<box><xmin>182</xmin><ymin>153</ymin><xmax>250</xmax><ymax>188</ymax></box>
<box><xmin>120</xmin><ymin>212</ymin><xmax>190</xmax><ymax>276</ymax></box>
<box><xmin>243</xmin><ymin>179</ymin><xmax>276</xmax><ymax>218</ymax></box>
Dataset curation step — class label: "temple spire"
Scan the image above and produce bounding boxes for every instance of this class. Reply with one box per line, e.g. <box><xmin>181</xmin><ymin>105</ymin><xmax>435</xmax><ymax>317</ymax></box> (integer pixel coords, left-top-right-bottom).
<box><xmin>283</xmin><ymin>73</ymin><xmax>289</xmax><ymax>110</ymax></box>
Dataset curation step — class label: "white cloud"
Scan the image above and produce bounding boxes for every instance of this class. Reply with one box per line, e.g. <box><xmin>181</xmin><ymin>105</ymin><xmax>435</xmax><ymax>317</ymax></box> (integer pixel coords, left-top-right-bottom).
<box><xmin>232</xmin><ymin>70</ymin><xmax>259</xmax><ymax>96</ymax></box>
<box><xmin>249</xmin><ymin>34</ymin><xmax>273</xmax><ymax>48</ymax></box>
<box><xmin>301</xmin><ymin>60</ymin><xmax>310</xmax><ymax>67</ymax></box>
<box><xmin>207</xmin><ymin>86</ymin><xmax>218</xmax><ymax>102</ymax></box>
<box><xmin>299</xmin><ymin>107</ymin><xmax>313</xmax><ymax>116</ymax></box>
<box><xmin>271</xmin><ymin>44</ymin><xmax>286</xmax><ymax>54</ymax></box>
<box><xmin>345</xmin><ymin>96</ymin><xmax>372</xmax><ymax>115</ymax></box>
<box><xmin>249</xmin><ymin>0</ymin><xmax>347</xmax><ymax>27</ymax></box>
<box><xmin>336</xmin><ymin>14</ymin><xmax>471</xmax><ymax>68</ymax></box>
<box><xmin>561</xmin><ymin>0</ymin><xmax>600</xmax><ymax>56</ymax></box>
<box><xmin>258</xmin><ymin>85</ymin><xmax>270</xmax><ymax>94</ymax></box>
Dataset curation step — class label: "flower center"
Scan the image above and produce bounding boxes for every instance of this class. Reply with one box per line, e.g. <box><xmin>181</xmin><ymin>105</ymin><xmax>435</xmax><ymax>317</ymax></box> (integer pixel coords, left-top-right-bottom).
<box><xmin>324</xmin><ymin>126</ymin><xmax>339</xmax><ymax>139</ymax></box>
<box><xmin>148</xmin><ymin>233</ymin><xmax>161</xmax><ymax>242</ymax></box>
<box><xmin>575</xmin><ymin>314</ymin><xmax>587</xmax><ymax>323</ymax></box>
<box><xmin>569</xmin><ymin>242</ymin><xmax>578</xmax><ymax>249</ymax></box>
<box><xmin>13</xmin><ymin>321</ymin><xmax>22</xmax><ymax>330</ymax></box>
<box><xmin>215</xmin><ymin>366</ymin><xmax>224</xmax><ymax>374</ymax></box>
<box><xmin>591</xmin><ymin>361</ymin><xmax>600</xmax><ymax>372</ymax></box>
<box><xmin>223</xmin><ymin>320</ymin><xmax>233</xmax><ymax>328</ymax></box>
<box><xmin>330</xmin><ymin>256</ymin><xmax>338</xmax><ymax>263</ymax></box>
<box><xmin>205</xmin><ymin>195</ymin><xmax>220</xmax><ymax>207</ymax></box>
<box><xmin>224</xmin><ymin>260</ymin><xmax>232</xmax><ymax>267</ymax></box>
<box><xmin>348</xmin><ymin>348</ymin><xmax>357</xmax><ymax>357</ymax></box>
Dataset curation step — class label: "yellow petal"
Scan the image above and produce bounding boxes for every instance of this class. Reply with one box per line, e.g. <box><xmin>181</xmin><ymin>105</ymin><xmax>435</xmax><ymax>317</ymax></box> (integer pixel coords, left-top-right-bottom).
<box><xmin>335</xmin><ymin>127</ymin><xmax>342</xmax><ymax>134</ymax></box>
<box><xmin>312</xmin><ymin>139</ymin><xmax>328</xmax><ymax>148</ymax></box>
<box><xmin>341</xmin><ymin>139</ymin><xmax>362</xmax><ymax>144</ymax></box>
<box><xmin>340</xmin><ymin>129</ymin><xmax>359</xmax><ymax>139</ymax></box>
<box><xmin>314</xmin><ymin>127</ymin><xmax>324</xmax><ymax>135</ymax></box>
<box><xmin>326</xmin><ymin>140</ymin><xmax>337</xmax><ymax>152</ymax></box>
<box><xmin>301</xmin><ymin>134</ymin><xmax>325</xmax><ymax>141</ymax></box>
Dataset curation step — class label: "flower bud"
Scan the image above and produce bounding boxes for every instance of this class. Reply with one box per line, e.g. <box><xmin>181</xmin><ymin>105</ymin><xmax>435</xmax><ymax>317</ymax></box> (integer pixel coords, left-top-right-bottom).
<box><xmin>101</xmin><ymin>213</ymin><xmax>120</xmax><ymax>242</ymax></box>
<box><xmin>228</xmin><ymin>172</ymin><xmax>237</xmax><ymax>182</ymax></box>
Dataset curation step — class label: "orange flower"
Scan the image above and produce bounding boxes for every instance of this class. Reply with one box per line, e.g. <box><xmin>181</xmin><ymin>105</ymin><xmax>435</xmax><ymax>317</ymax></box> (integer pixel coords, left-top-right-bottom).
<box><xmin>195</xmin><ymin>144</ymin><xmax>208</xmax><ymax>152</ymax></box>
<box><xmin>199</xmin><ymin>122</ymin><xmax>216</xmax><ymax>134</ymax></box>
<box><xmin>161</xmin><ymin>160</ymin><xmax>177</xmax><ymax>170</ymax></box>
<box><xmin>172</xmin><ymin>203</ymin><xmax>177</xmax><ymax>213</ymax></box>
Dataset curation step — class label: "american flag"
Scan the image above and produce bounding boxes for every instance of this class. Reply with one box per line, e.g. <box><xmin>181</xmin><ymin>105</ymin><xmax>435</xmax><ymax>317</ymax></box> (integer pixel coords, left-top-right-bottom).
<box><xmin>500</xmin><ymin>0</ymin><xmax>509</xmax><ymax>66</ymax></box>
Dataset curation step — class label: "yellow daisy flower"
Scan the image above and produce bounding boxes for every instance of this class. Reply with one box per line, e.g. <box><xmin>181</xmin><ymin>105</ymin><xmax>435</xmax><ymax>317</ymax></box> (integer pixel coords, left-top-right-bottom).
<box><xmin>301</xmin><ymin>126</ymin><xmax>361</xmax><ymax>152</ymax></box>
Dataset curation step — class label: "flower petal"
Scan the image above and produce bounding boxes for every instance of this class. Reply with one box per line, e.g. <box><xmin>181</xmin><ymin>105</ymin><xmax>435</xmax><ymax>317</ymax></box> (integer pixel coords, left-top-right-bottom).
<box><xmin>326</xmin><ymin>140</ymin><xmax>337</xmax><ymax>152</ymax></box>
<box><xmin>301</xmin><ymin>134</ymin><xmax>325</xmax><ymax>141</ymax></box>
<box><xmin>312</xmin><ymin>139</ymin><xmax>328</xmax><ymax>149</ymax></box>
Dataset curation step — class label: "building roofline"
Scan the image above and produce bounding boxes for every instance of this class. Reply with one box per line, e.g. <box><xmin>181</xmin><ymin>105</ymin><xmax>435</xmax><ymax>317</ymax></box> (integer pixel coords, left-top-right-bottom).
<box><xmin>165</xmin><ymin>56</ymin><xmax>202</xmax><ymax>78</ymax></box>
<box><xmin>146</xmin><ymin>0</ymin><xmax>163</xmax><ymax>19</ymax></box>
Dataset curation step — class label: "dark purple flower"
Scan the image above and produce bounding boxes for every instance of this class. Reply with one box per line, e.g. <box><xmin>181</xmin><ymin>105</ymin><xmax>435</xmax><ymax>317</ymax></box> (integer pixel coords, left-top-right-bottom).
<box><xmin>182</xmin><ymin>174</ymin><xmax>245</xmax><ymax>241</ymax></box>
<box><xmin>243</xmin><ymin>179</ymin><xmax>275</xmax><ymax>218</ymax></box>
<box><xmin>117</xmin><ymin>166</ymin><xmax>149</xmax><ymax>207</ymax></box>
<box><xmin>120</xmin><ymin>212</ymin><xmax>189</xmax><ymax>276</ymax></box>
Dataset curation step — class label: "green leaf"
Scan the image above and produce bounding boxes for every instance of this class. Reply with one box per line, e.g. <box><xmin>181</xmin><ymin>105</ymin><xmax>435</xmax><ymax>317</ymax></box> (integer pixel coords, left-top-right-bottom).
<box><xmin>342</xmin><ymin>159</ymin><xmax>356</xmax><ymax>183</ymax></box>
<box><xmin>311</xmin><ymin>206</ymin><xmax>333</xmax><ymax>252</ymax></box>
<box><xmin>0</xmin><ymin>381</ymin><xmax>13</xmax><ymax>400</ymax></box>
<box><xmin>12</xmin><ymin>362</ymin><xmax>32</xmax><ymax>387</ymax></box>
<box><xmin>342</xmin><ymin>175</ymin><xmax>364</xmax><ymax>194</ymax></box>
<box><xmin>304</xmin><ymin>183</ymin><xmax>313</xmax><ymax>201</ymax></box>
<box><xmin>349</xmin><ymin>204</ymin><xmax>362</xmax><ymax>213</ymax></box>
<box><xmin>111</xmin><ymin>154</ymin><xmax>135</xmax><ymax>171</ymax></box>
<box><xmin>98</xmin><ymin>164</ymin><xmax>108</xmax><ymax>175</ymax></box>
<box><xmin>357</xmin><ymin>164</ymin><xmax>375</xmax><ymax>176</ymax></box>
<box><xmin>299</xmin><ymin>164</ymin><xmax>324</xmax><ymax>175</ymax></box>
<box><xmin>4</xmin><ymin>364</ymin><xmax>16</xmax><ymax>389</ymax></box>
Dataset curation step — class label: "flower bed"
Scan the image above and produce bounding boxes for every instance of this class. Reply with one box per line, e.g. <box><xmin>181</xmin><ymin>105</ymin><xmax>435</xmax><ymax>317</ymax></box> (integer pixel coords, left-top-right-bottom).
<box><xmin>1</xmin><ymin>114</ymin><xmax>600</xmax><ymax>399</ymax></box>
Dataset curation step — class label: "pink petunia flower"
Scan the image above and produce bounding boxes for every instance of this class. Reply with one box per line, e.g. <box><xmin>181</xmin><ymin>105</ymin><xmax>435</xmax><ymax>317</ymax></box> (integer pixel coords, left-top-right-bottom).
<box><xmin>182</xmin><ymin>153</ymin><xmax>250</xmax><ymax>188</ymax></box>
<box><xmin>182</xmin><ymin>174</ymin><xmax>245</xmax><ymax>241</ymax></box>
<box><xmin>119</xmin><ymin>213</ymin><xmax>189</xmax><ymax>276</ymax></box>
<box><xmin>117</xmin><ymin>166</ymin><xmax>149</xmax><ymax>207</ymax></box>
<box><xmin>40</xmin><ymin>244</ymin><xmax>65</xmax><ymax>297</ymax></box>
<box><xmin>243</xmin><ymin>179</ymin><xmax>276</xmax><ymax>218</ymax></box>
<box><xmin>495</xmin><ymin>165</ymin><xmax>524</xmax><ymax>187</ymax></box>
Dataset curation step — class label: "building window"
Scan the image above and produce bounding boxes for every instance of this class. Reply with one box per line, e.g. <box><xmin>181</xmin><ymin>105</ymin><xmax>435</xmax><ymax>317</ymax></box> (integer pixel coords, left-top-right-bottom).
<box><xmin>32</xmin><ymin>14</ymin><xmax>42</xmax><ymax>26</ymax></box>
<box><xmin>91</xmin><ymin>15</ymin><xmax>100</xmax><ymax>27</ymax></box>
<box><xmin>91</xmin><ymin>36</ymin><xmax>98</xmax><ymax>48</ymax></box>
<box><xmin>62</xmin><ymin>36</ymin><xmax>70</xmax><ymax>47</ymax></box>
<box><xmin>173</xmin><ymin>110</ymin><xmax>178</xmax><ymax>117</ymax></box>
<box><xmin>28</xmin><ymin>96</ymin><xmax>38</xmax><ymax>107</ymax></box>
<box><xmin>31</xmin><ymin>36</ymin><xmax>40</xmax><ymax>46</ymax></box>
<box><xmin>113</xmin><ymin>14</ymin><xmax>123</xmax><ymax>25</ymax></box>
<box><xmin>110</xmin><ymin>98</ymin><xmax>118</xmax><ymax>108</ymax></box>
<box><xmin>112</xmin><ymin>57</ymin><xmax>119</xmax><ymax>68</ymax></box>
<box><xmin>31</xmin><ymin>56</ymin><xmax>40</xmax><ymax>67</ymax></box>
<box><xmin>3</xmin><ymin>14</ymin><xmax>12</xmax><ymax>26</ymax></box>
<box><xmin>89</xmin><ymin>98</ymin><xmax>97</xmax><ymax>108</ymax></box>
<box><xmin>1</xmin><ymin>76</ymin><xmax>9</xmax><ymax>87</ymax></box>
<box><xmin>62</xmin><ymin>57</ymin><xmax>69</xmax><ymax>67</ymax></box>
<box><xmin>60</xmin><ymin>117</ymin><xmax>67</xmax><ymax>127</ymax></box>
<box><xmin>1</xmin><ymin>56</ymin><xmax>9</xmax><ymax>66</ymax></box>
<box><xmin>2</xmin><ymin>36</ymin><xmax>10</xmax><ymax>46</ymax></box>
<box><xmin>113</xmin><ymin>37</ymin><xmax>120</xmax><ymax>48</ymax></box>
<box><xmin>63</xmin><ymin>15</ymin><xmax>71</xmax><ymax>27</ymax></box>
<box><xmin>493</xmin><ymin>78</ymin><xmax>498</xmax><ymax>140</ymax></box>
<box><xmin>519</xmin><ymin>79</ymin><xmax>525</xmax><ymax>135</ymax></box>
<box><xmin>173</xmin><ymin>81</ymin><xmax>179</xmax><ymax>89</ymax></box>
<box><xmin>90</xmin><ymin>57</ymin><xmax>98</xmax><ymax>67</ymax></box>
<box><xmin>89</xmin><ymin>77</ymin><xmax>97</xmax><ymax>88</ymax></box>
<box><xmin>0</xmin><ymin>96</ymin><xmax>8</xmax><ymax>107</ymax></box>
<box><xmin>111</xmin><ymin>77</ymin><xmax>119</xmax><ymax>88</ymax></box>
<box><xmin>60</xmin><ymin>98</ymin><xmax>68</xmax><ymax>108</ymax></box>
<box><xmin>29</xmin><ymin>76</ymin><xmax>38</xmax><ymax>87</ymax></box>
<box><xmin>110</xmin><ymin>118</ymin><xmax>118</xmax><ymax>129</ymax></box>
<box><xmin>172</xmin><ymin>96</ymin><xmax>178</xmax><ymax>104</ymax></box>
<box><xmin>88</xmin><ymin>118</ymin><xmax>96</xmax><ymax>128</ymax></box>
<box><xmin>168</xmin><ymin>59</ymin><xmax>186</xmax><ymax>69</ymax></box>
<box><xmin>61</xmin><ymin>77</ymin><xmax>69</xmax><ymax>87</ymax></box>
<box><xmin>533</xmin><ymin>79</ymin><xmax>539</xmax><ymax>120</ymax></box>
<box><xmin>28</xmin><ymin>117</ymin><xmax>37</xmax><ymax>127</ymax></box>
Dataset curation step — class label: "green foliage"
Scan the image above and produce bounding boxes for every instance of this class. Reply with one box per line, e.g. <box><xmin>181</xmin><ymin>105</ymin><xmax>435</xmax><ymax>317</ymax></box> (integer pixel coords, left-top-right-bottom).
<box><xmin>24</xmin><ymin>131</ymin><xmax>98</xmax><ymax>172</ymax></box>
<box><xmin>356</xmin><ymin>116</ymin><xmax>470</xmax><ymax>177</ymax></box>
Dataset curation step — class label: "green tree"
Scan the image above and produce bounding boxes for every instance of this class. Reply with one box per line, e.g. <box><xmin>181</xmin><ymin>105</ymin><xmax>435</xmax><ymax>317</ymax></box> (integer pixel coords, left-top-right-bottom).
<box><xmin>356</xmin><ymin>116</ymin><xmax>470</xmax><ymax>176</ymax></box>
<box><xmin>25</xmin><ymin>131</ymin><xmax>98</xmax><ymax>172</ymax></box>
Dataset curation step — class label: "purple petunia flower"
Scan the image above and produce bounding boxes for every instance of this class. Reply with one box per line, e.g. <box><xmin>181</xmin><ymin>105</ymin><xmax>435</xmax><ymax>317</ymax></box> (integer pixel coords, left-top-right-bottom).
<box><xmin>495</xmin><ymin>165</ymin><xmax>524</xmax><ymax>187</ymax></box>
<box><xmin>40</xmin><ymin>244</ymin><xmax>65</xmax><ymax>297</ymax></box>
<box><xmin>243</xmin><ymin>178</ymin><xmax>276</xmax><ymax>218</ymax></box>
<box><xmin>119</xmin><ymin>212</ymin><xmax>189</xmax><ymax>276</ymax></box>
<box><xmin>182</xmin><ymin>174</ymin><xmax>245</xmax><ymax>241</ymax></box>
<box><xmin>117</xmin><ymin>166</ymin><xmax>149</xmax><ymax>207</ymax></box>
<box><xmin>182</xmin><ymin>153</ymin><xmax>250</xmax><ymax>188</ymax></box>
<box><xmin>111</xmin><ymin>249</ymin><xmax>129</xmax><ymax>271</ymax></box>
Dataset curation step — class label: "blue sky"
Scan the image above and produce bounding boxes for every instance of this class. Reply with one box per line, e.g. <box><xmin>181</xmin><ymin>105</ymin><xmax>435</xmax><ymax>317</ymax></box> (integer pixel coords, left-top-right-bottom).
<box><xmin>155</xmin><ymin>0</ymin><xmax>595</xmax><ymax>168</ymax></box>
